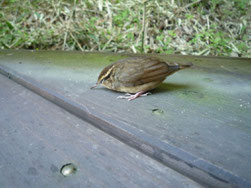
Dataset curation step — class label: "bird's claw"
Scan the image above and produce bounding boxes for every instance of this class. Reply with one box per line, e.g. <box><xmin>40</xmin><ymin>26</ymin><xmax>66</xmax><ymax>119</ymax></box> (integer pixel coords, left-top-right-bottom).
<box><xmin>117</xmin><ymin>92</ymin><xmax>151</xmax><ymax>101</ymax></box>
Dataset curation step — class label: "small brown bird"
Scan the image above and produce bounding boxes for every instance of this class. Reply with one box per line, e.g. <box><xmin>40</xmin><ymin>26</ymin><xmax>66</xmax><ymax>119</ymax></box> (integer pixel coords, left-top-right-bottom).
<box><xmin>91</xmin><ymin>56</ymin><xmax>192</xmax><ymax>101</ymax></box>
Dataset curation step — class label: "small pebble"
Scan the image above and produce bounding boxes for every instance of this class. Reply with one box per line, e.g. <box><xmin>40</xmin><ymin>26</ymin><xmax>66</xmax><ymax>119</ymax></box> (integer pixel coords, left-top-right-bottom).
<box><xmin>152</xmin><ymin>109</ymin><xmax>164</xmax><ymax>115</ymax></box>
<box><xmin>60</xmin><ymin>163</ymin><xmax>77</xmax><ymax>177</ymax></box>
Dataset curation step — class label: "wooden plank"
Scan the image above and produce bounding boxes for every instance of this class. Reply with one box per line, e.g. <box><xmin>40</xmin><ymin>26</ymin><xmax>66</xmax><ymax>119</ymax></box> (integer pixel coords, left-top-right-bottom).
<box><xmin>0</xmin><ymin>74</ymin><xmax>201</xmax><ymax>188</ymax></box>
<box><xmin>0</xmin><ymin>50</ymin><xmax>251</xmax><ymax>187</ymax></box>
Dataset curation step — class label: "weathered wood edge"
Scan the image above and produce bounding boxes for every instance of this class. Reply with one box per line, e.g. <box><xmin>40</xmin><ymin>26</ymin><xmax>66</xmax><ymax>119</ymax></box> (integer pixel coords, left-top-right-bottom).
<box><xmin>1</xmin><ymin>49</ymin><xmax>251</xmax><ymax>60</ymax></box>
<box><xmin>1</xmin><ymin>64</ymin><xmax>250</xmax><ymax>188</ymax></box>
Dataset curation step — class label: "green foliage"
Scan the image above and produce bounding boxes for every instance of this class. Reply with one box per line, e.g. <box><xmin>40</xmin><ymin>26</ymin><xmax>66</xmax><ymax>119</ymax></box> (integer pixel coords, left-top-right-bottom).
<box><xmin>168</xmin><ymin>30</ymin><xmax>177</xmax><ymax>38</ymax></box>
<box><xmin>113</xmin><ymin>10</ymin><xmax>130</xmax><ymax>27</ymax></box>
<box><xmin>237</xmin><ymin>42</ymin><xmax>248</xmax><ymax>52</ymax></box>
<box><xmin>233</xmin><ymin>0</ymin><xmax>249</xmax><ymax>11</ymax></box>
<box><xmin>185</xmin><ymin>14</ymin><xmax>194</xmax><ymax>20</ymax></box>
<box><xmin>0</xmin><ymin>0</ymin><xmax>250</xmax><ymax>57</ymax></box>
<box><xmin>189</xmin><ymin>29</ymin><xmax>232</xmax><ymax>55</ymax></box>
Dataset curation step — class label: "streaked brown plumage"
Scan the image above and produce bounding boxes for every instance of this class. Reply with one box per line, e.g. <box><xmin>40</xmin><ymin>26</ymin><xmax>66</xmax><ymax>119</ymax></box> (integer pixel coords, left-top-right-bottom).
<box><xmin>91</xmin><ymin>56</ymin><xmax>192</xmax><ymax>100</ymax></box>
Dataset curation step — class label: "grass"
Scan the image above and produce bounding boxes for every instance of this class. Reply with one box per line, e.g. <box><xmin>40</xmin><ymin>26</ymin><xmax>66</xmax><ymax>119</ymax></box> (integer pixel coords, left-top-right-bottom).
<box><xmin>0</xmin><ymin>0</ymin><xmax>250</xmax><ymax>57</ymax></box>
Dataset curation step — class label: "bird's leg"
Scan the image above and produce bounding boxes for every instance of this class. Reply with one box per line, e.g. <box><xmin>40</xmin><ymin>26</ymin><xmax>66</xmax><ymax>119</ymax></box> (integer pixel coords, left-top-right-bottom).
<box><xmin>117</xmin><ymin>91</ymin><xmax>151</xmax><ymax>101</ymax></box>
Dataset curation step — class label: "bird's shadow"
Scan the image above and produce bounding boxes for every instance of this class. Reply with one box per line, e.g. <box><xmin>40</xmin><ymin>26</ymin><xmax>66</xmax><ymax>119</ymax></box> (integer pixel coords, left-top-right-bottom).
<box><xmin>91</xmin><ymin>82</ymin><xmax>195</xmax><ymax>94</ymax></box>
<box><xmin>152</xmin><ymin>82</ymin><xmax>194</xmax><ymax>94</ymax></box>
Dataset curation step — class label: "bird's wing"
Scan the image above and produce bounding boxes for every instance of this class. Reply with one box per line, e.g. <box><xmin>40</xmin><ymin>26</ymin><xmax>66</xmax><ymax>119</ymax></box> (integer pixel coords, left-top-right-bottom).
<box><xmin>116</xmin><ymin>57</ymin><xmax>172</xmax><ymax>87</ymax></box>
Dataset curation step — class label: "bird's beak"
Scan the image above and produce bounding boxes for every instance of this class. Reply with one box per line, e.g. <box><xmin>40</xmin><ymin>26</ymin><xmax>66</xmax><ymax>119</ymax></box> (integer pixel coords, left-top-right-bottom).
<box><xmin>180</xmin><ymin>62</ymin><xmax>193</xmax><ymax>69</ymax></box>
<box><xmin>90</xmin><ymin>83</ymin><xmax>99</xmax><ymax>89</ymax></box>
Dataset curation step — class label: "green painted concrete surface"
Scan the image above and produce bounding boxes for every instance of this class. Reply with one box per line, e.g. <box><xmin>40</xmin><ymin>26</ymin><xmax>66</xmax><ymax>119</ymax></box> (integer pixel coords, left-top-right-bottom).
<box><xmin>0</xmin><ymin>50</ymin><xmax>251</xmax><ymax>183</ymax></box>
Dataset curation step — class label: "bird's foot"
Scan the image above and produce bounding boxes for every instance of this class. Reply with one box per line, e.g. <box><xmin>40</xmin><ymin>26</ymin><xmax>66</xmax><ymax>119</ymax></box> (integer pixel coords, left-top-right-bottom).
<box><xmin>117</xmin><ymin>91</ymin><xmax>151</xmax><ymax>101</ymax></box>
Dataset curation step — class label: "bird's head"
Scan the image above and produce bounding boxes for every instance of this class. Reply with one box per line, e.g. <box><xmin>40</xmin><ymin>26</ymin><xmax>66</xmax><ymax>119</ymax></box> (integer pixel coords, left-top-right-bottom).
<box><xmin>91</xmin><ymin>64</ymin><xmax>115</xmax><ymax>89</ymax></box>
